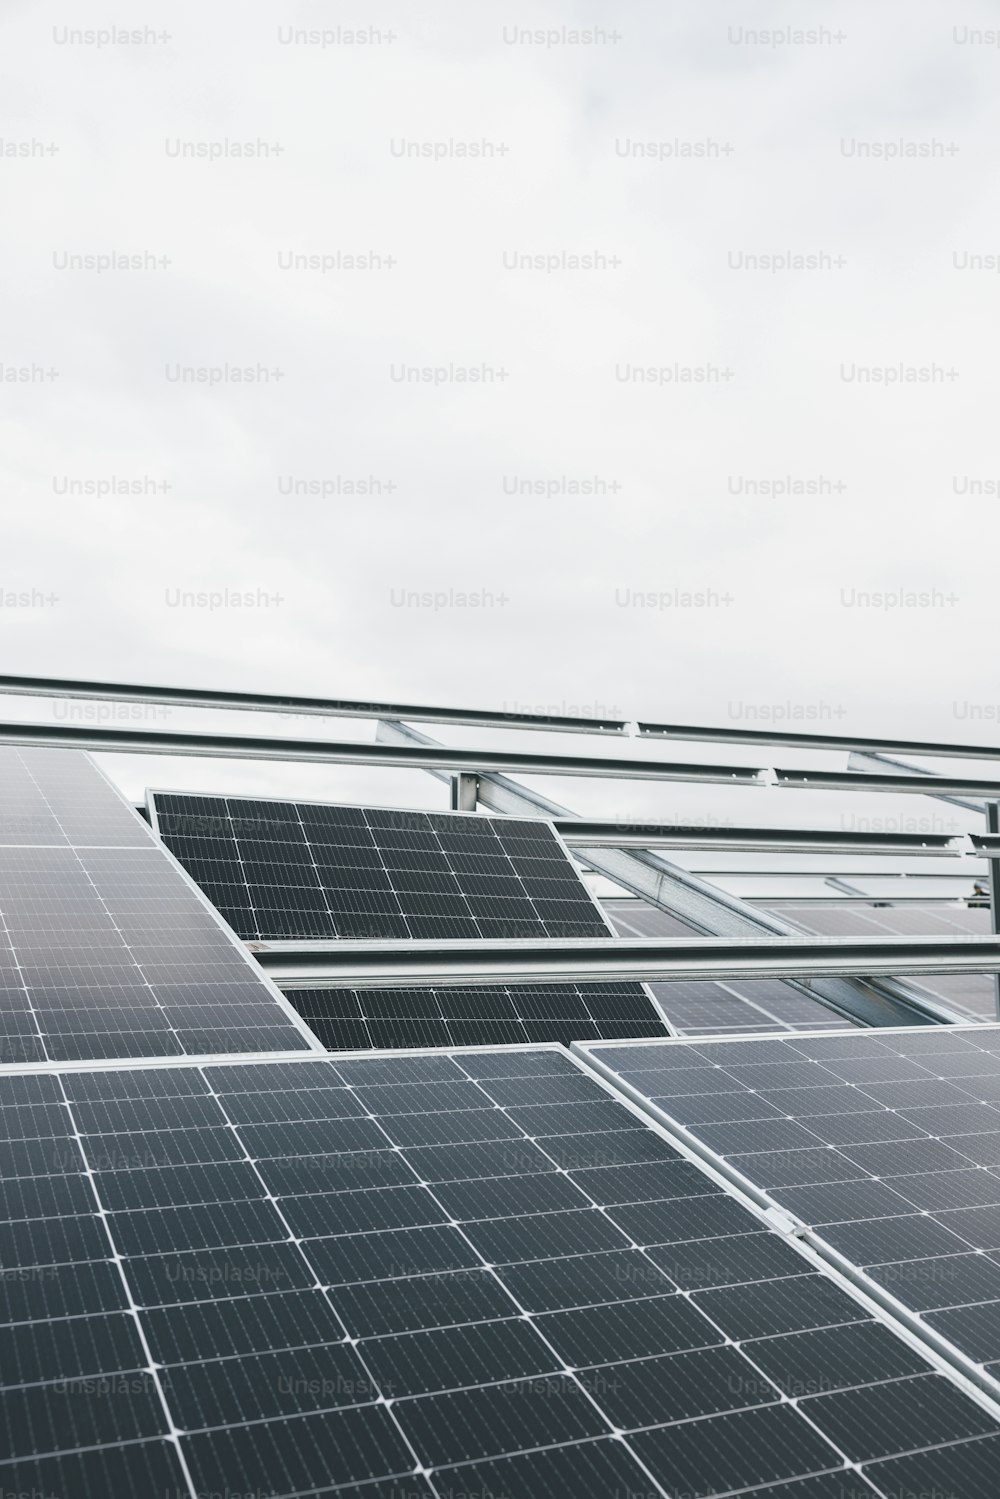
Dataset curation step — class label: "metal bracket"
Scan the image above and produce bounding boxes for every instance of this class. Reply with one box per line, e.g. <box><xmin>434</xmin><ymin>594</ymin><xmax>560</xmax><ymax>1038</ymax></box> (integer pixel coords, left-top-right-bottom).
<box><xmin>450</xmin><ymin>773</ymin><xmax>479</xmax><ymax>812</ymax></box>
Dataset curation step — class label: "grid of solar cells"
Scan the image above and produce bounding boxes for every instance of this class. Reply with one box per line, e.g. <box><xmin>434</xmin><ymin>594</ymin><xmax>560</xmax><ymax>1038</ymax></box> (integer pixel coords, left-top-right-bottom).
<box><xmin>151</xmin><ymin>794</ymin><xmax>670</xmax><ymax>1047</ymax></box>
<box><xmin>151</xmin><ymin>794</ymin><xmax>617</xmax><ymax>942</ymax></box>
<box><xmin>0</xmin><ymin>749</ymin><xmax>310</xmax><ymax>1062</ymax></box>
<box><xmin>767</xmin><ymin>901</ymin><xmax>995</xmax><ymax>1021</ymax></box>
<box><xmin>584</xmin><ymin>1027</ymin><xmax>1000</xmax><ymax>1411</ymax></box>
<box><xmin>282</xmin><ymin>981</ymin><xmax>671</xmax><ymax>1049</ymax></box>
<box><xmin>4</xmin><ymin>1047</ymin><xmax>999</xmax><ymax>1498</ymax></box>
<box><xmin>604</xmin><ymin>899</ymin><xmax>854</xmax><ymax>1035</ymax></box>
<box><xmin>0</xmin><ymin>746</ymin><xmax>152</xmax><ymax>846</ymax></box>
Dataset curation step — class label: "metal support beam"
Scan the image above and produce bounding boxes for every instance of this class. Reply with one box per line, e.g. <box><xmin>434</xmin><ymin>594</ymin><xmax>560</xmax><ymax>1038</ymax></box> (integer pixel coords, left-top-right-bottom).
<box><xmin>638</xmin><ymin>719</ymin><xmax>1000</xmax><ymax>762</ymax></box>
<box><xmin>374</xmin><ymin>720</ymin><xmax>964</xmax><ymax>1027</ymax></box>
<box><xmin>554</xmin><ymin>820</ymin><xmax>963</xmax><ymax>857</ymax></box>
<box><xmin>679</xmin><ymin>870</ymin><xmax>984</xmax><ymax>880</ymax></box>
<box><xmin>0</xmin><ymin>672</ymin><xmax>628</xmax><ymax>735</ymax></box>
<box><xmin>9</xmin><ymin>710</ymin><xmax>996</xmax><ymax>798</ymax></box>
<box><xmin>0</xmin><ymin>720</ymin><xmax>763</xmax><ymax>784</ymax></box>
<box><xmin>258</xmin><ymin>935</ymin><xmax>1000</xmax><ymax>989</ymax></box>
<box><xmin>745</xmin><ymin>895</ymin><xmax>979</xmax><ymax>906</ymax></box>
<box><xmin>775</xmin><ymin>767</ymin><xmax>1000</xmax><ymax>798</ymax></box>
<box><xmin>7</xmin><ymin>673</ymin><xmax>1000</xmax><ymax>763</ymax></box>
<box><xmin>989</xmin><ymin>804</ymin><xmax>1000</xmax><ymax>1022</ymax></box>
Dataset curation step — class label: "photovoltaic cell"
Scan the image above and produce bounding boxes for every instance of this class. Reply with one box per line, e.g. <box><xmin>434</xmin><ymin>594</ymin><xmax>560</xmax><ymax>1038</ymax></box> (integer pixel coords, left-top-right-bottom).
<box><xmin>0</xmin><ymin>749</ymin><xmax>311</xmax><ymax>1061</ymax></box>
<box><xmin>0</xmin><ymin>1046</ymin><xmax>994</xmax><ymax>1498</ymax></box>
<box><xmin>150</xmin><ymin>792</ymin><xmax>670</xmax><ymax>1046</ymax></box>
<box><xmin>583</xmin><ymin>1024</ymin><xmax>1000</xmax><ymax>1409</ymax></box>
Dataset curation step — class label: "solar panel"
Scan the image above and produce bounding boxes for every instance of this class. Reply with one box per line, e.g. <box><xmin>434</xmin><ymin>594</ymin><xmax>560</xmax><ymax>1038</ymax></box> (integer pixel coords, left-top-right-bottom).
<box><xmin>581</xmin><ymin>1026</ymin><xmax>1000</xmax><ymax>1407</ymax></box>
<box><xmin>605</xmin><ymin>899</ymin><xmax>854</xmax><ymax>1035</ymax></box>
<box><xmin>150</xmin><ymin>793</ymin><xmax>671</xmax><ymax>1046</ymax></box>
<box><xmin>767</xmin><ymin>901</ymin><xmax>996</xmax><ymax>1021</ymax></box>
<box><xmin>150</xmin><ymin>794</ymin><xmax>621</xmax><ymax>942</ymax></box>
<box><xmin>2</xmin><ymin>1044</ymin><xmax>997</xmax><ymax>1498</ymax></box>
<box><xmin>283</xmin><ymin>981</ymin><xmax>671</xmax><ymax>1049</ymax></box>
<box><xmin>0</xmin><ymin>749</ymin><xmax>314</xmax><ymax>1061</ymax></box>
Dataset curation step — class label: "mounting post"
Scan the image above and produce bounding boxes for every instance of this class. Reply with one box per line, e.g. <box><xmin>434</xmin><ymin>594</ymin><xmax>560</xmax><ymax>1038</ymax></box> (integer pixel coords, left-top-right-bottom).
<box><xmin>450</xmin><ymin>773</ymin><xmax>479</xmax><ymax>811</ymax></box>
<box><xmin>988</xmin><ymin>803</ymin><xmax>1000</xmax><ymax>1020</ymax></box>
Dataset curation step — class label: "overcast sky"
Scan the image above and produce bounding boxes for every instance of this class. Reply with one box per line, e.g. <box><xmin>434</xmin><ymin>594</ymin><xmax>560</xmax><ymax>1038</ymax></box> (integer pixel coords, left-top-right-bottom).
<box><xmin>4</xmin><ymin>0</ymin><xmax>999</xmax><ymax>846</ymax></box>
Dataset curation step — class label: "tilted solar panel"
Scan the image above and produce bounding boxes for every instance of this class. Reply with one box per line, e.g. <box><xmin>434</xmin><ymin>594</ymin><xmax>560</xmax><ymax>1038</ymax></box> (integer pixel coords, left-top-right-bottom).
<box><xmin>582</xmin><ymin>1026</ymin><xmax>1000</xmax><ymax>1422</ymax></box>
<box><xmin>150</xmin><ymin>793</ymin><xmax>672</xmax><ymax>1047</ymax></box>
<box><xmin>283</xmin><ymin>981</ymin><xmax>671</xmax><ymax>1050</ymax></box>
<box><xmin>0</xmin><ymin>749</ymin><xmax>314</xmax><ymax>1061</ymax></box>
<box><xmin>149</xmin><ymin>794</ymin><xmax>622</xmax><ymax>942</ymax></box>
<box><xmin>0</xmin><ymin>1045</ymin><xmax>998</xmax><ymax>1499</ymax></box>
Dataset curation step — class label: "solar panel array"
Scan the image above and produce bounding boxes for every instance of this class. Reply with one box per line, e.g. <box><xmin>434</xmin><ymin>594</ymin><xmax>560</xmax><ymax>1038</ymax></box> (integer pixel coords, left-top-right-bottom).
<box><xmin>584</xmin><ymin>1027</ymin><xmax>1000</xmax><ymax>1406</ymax></box>
<box><xmin>0</xmin><ymin>750</ymin><xmax>310</xmax><ymax>1062</ymax></box>
<box><xmin>9</xmin><ymin>742</ymin><xmax>1000</xmax><ymax>1496</ymax></box>
<box><xmin>151</xmin><ymin>794</ymin><xmax>672</xmax><ymax>1048</ymax></box>
<box><xmin>4</xmin><ymin>1045</ymin><xmax>1000</xmax><ymax>1499</ymax></box>
<box><xmin>605</xmin><ymin>898</ymin><xmax>855</xmax><ymax>1035</ymax></box>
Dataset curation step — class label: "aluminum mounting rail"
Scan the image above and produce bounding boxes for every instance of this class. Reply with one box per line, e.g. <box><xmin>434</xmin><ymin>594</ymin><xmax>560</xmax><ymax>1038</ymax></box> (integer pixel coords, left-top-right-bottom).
<box><xmin>0</xmin><ymin>720</ymin><xmax>762</xmax><ymax>784</ymax></box>
<box><xmin>639</xmin><ymin>719</ymin><xmax>1000</xmax><ymax>761</ymax></box>
<box><xmin>774</xmin><ymin>767</ymin><xmax>1000</xmax><ymax>798</ymax></box>
<box><xmin>0</xmin><ymin>672</ymin><xmax>627</xmax><ymax>735</ymax></box>
<box><xmin>746</xmin><ymin>895</ymin><xmax>980</xmax><ymax>906</ymax></box>
<box><xmin>256</xmin><ymin>934</ymin><xmax>1000</xmax><ymax>988</ymax></box>
<box><xmin>553</xmin><ymin>820</ymin><xmax>963</xmax><ymax>856</ymax></box>
<box><xmin>6</xmin><ymin>673</ymin><xmax>999</xmax><ymax>757</ymax></box>
<box><xmin>9</xmin><ymin>715</ymin><xmax>993</xmax><ymax>796</ymax></box>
